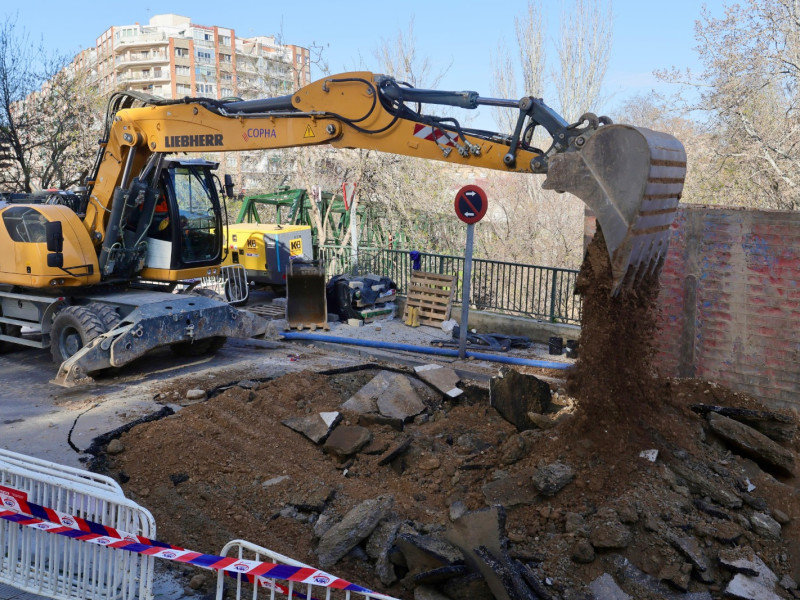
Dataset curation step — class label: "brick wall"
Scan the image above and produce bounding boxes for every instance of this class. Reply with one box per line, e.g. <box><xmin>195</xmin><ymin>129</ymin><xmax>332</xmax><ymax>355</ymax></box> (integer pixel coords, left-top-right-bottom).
<box><xmin>656</xmin><ymin>205</ymin><xmax>800</xmax><ymax>410</ymax></box>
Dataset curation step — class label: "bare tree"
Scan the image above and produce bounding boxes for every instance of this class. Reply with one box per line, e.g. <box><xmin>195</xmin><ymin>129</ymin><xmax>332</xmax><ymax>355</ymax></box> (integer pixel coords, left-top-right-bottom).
<box><xmin>491</xmin><ymin>2</ymin><xmax>547</xmax><ymax>132</ymax></box>
<box><xmin>373</xmin><ymin>18</ymin><xmax>448</xmax><ymax>89</ymax></box>
<box><xmin>553</xmin><ymin>0</ymin><xmax>613</xmax><ymax>122</ymax></box>
<box><xmin>0</xmin><ymin>15</ymin><xmax>103</xmax><ymax>192</ymax></box>
<box><xmin>34</xmin><ymin>64</ymin><xmax>104</xmax><ymax>190</ymax></box>
<box><xmin>481</xmin><ymin>0</ymin><xmax>613</xmax><ymax>270</ymax></box>
<box><xmin>0</xmin><ymin>15</ymin><xmax>50</xmax><ymax>192</ymax></box>
<box><xmin>658</xmin><ymin>0</ymin><xmax>800</xmax><ymax>210</ymax></box>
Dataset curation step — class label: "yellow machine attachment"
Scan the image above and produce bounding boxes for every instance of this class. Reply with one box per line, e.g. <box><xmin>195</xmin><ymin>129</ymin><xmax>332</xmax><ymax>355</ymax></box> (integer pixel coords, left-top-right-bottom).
<box><xmin>542</xmin><ymin>124</ymin><xmax>686</xmax><ymax>291</ymax></box>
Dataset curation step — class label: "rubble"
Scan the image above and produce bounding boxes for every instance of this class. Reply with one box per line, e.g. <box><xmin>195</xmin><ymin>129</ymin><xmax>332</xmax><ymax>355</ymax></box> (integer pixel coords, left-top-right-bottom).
<box><xmin>91</xmin><ymin>365</ymin><xmax>800</xmax><ymax>600</ymax></box>
<box><xmin>414</xmin><ymin>365</ymin><xmax>463</xmax><ymax>398</ymax></box>
<box><xmin>706</xmin><ymin>412</ymin><xmax>795</xmax><ymax>475</ymax></box>
<box><xmin>490</xmin><ymin>367</ymin><xmax>552</xmax><ymax>431</ymax></box>
<box><xmin>316</xmin><ymin>495</ymin><xmax>394</xmax><ymax>569</ymax></box>
<box><xmin>323</xmin><ymin>425</ymin><xmax>372</xmax><ymax>457</ymax></box>
<box><xmin>282</xmin><ymin>411</ymin><xmax>341</xmax><ymax>443</ymax></box>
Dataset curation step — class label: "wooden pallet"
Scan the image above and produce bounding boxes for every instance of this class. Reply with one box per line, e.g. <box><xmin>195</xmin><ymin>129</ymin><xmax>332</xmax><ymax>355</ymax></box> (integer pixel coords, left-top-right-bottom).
<box><xmin>247</xmin><ymin>303</ymin><xmax>286</xmax><ymax>319</ymax></box>
<box><xmin>403</xmin><ymin>271</ymin><xmax>456</xmax><ymax>327</ymax></box>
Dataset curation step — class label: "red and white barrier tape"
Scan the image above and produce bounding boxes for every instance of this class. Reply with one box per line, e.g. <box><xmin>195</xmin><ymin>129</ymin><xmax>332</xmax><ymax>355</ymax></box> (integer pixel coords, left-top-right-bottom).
<box><xmin>0</xmin><ymin>484</ymin><xmax>383</xmax><ymax>597</ymax></box>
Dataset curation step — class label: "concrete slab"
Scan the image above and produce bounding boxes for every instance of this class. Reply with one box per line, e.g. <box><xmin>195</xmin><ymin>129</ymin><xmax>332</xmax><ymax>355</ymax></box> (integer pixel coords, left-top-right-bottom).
<box><xmin>414</xmin><ymin>364</ymin><xmax>463</xmax><ymax>397</ymax></box>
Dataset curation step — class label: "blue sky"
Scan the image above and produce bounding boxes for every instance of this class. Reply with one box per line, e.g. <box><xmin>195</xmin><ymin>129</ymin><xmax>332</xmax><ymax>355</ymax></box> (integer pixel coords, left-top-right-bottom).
<box><xmin>8</xmin><ymin>0</ymin><xmax>726</xmax><ymax>121</ymax></box>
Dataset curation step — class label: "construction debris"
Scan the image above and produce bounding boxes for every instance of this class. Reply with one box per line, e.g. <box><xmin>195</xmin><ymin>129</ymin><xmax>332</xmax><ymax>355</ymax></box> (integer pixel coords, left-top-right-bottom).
<box><xmin>89</xmin><ymin>364</ymin><xmax>800</xmax><ymax>600</ymax></box>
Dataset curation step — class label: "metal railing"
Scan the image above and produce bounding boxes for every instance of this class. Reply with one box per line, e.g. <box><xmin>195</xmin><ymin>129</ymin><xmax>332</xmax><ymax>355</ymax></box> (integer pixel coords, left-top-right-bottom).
<box><xmin>318</xmin><ymin>246</ymin><xmax>582</xmax><ymax>324</ymax></box>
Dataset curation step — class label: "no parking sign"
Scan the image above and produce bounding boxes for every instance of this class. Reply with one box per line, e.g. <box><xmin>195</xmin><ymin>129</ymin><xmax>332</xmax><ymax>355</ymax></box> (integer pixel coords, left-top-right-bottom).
<box><xmin>454</xmin><ymin>185</ymin><xmax>488</xmax><ymax>224</ymax></box>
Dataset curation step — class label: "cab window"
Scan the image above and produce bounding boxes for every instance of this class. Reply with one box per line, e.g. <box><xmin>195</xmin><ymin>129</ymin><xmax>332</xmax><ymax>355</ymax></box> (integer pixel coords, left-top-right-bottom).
<box><xmin>2</xmin><ymin>207</ymin><xmax>48</xmax><ymax>243</ymax></box>
<box><xmin>167</xmin><ymin>165</ymin><xmax>220</xmax><ymax>264</ymax></box>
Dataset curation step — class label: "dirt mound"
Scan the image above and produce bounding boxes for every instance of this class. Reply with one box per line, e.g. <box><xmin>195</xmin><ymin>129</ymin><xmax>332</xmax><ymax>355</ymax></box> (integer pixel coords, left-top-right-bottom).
<box><xmin>93</xmin><ymin>231</ymin><xmax>800</xmax><ymax>599</ymax></box>
<box><xmin>95</xmin><ymin>369</ymin><xmax>800</xmax><ymax>599</ymax></box>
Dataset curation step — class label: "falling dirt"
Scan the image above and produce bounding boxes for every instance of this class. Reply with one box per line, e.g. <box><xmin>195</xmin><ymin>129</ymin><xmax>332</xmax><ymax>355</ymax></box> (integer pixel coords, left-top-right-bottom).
<box><xmin>566</xmin><ymin>226</ymin><xmax>663</xmax><ymax>446</ymax></box>
<box><xmin>93</xmin><ymin>229</ymin><xmax>800</xmax><ymax>599</ymax></box>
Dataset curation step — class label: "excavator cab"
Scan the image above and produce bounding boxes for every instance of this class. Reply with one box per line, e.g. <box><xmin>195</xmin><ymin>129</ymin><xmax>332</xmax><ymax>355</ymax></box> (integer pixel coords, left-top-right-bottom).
<box><xmin>140</xmin><ymin>158</ymin><xmax>224</xmax><ymax>273</ymax></box>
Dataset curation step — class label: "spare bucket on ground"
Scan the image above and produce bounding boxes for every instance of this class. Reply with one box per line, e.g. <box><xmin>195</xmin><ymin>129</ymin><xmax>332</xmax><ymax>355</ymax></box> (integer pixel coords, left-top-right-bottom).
<box><xmin>286</xmin><ymin>260</ymin><xmax>329</xmax><ymax>330</ymax></box>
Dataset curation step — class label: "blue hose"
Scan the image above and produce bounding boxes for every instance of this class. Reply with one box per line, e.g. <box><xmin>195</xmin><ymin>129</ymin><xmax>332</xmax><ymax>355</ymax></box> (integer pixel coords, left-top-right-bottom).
<box><xmin>280</xmin><ymin>331</ymin><xmax>572</xmax><ymax>370</ymax></box>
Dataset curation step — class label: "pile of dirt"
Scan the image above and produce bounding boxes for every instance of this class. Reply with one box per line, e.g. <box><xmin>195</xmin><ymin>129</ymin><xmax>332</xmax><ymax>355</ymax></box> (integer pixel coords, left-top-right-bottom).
<box><xmin>91</xmin><ymin>231</ymin><xmax>800</xmax><ymax>600</ymax></box>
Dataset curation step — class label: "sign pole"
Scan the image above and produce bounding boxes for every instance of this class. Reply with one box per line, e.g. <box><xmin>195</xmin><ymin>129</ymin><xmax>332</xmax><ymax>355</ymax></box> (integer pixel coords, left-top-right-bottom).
<box><xmin>459</xmin><ymin>223</ymin><xmax>475</xmax><ymax>358</ymax></box>
<box><xmin>452</xmin><ymin>184</ymin><xmax>488</xmax><ymax>360</ymax></box>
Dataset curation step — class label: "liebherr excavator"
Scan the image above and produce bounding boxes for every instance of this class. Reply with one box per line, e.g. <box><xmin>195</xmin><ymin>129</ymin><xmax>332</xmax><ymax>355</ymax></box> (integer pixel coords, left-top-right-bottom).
<box><xmin>0</xmin><ymin>71</ymin><xmax>686</xmax><ymax>385</ymax></box>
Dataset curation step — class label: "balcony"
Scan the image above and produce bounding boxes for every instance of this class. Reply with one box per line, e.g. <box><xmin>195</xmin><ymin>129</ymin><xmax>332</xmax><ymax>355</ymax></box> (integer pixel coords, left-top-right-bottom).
<box><xmin>115</xmin><ymin>52</ymin><xmax>169</xmax><ymax>66</ymax></box>
<box><xmin>116</xmin><ymin>71</ymin><xmax>171</xmax><ymax>84</ymax></box>
<box><xmin>113</xmin><ymin>32</ymin><xmax>169</xmax><ymax>51</ymax></box>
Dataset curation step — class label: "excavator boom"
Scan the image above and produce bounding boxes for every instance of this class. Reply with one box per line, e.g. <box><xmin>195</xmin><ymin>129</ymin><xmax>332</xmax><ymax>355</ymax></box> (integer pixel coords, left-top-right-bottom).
<box><xmin>90</xmin><ymin>72</ymin><xmax>685</xmax><ymax>293</ymax></box>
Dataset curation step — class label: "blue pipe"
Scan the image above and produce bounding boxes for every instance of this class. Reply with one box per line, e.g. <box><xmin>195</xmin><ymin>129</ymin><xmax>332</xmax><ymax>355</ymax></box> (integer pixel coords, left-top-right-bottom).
<box><xmin>280</xmin><ymin>331</ymin><xmax>571</xmax><ymax>370</ymax></box>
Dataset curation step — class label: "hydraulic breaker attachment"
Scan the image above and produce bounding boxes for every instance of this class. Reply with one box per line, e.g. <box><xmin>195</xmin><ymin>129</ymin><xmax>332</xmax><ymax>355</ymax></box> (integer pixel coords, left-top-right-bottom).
<box><xmin>286</xmin><ymin>261</ymin><xmax>329</xmax><ymax>330</ymax></box>
<box><xmin>51</xmin><ymin>294</ymin><xmax>268</xmax><ymax>387</ymax></box>
<box><xmin>541</xmin><ymin>124</ymin><xmax>687</xmax><ymax>294</ymax></box>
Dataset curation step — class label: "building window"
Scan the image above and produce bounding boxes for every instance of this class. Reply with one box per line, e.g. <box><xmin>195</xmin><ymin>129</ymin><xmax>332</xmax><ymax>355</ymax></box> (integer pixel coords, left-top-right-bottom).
<box><xmin>219</xmin><ymin>35</ymin><xmax>231</xmax><ymax>46</ymax></box>
<box><xmin>175</xmin><ymin>65</ymin><xmax>190</xmax><ymax>77</ymax></box>
<box><xmin>196</xmin><ymin>50</ymin><xmax>214</xmax><ymax>63</ymax></box>
<box><xmin>175</xmin><ymin>47</ymin><xmax>189</xmax><ymax>58</ymax></box>
<box><xmin>195</xmin><ymin>65</ymin><xmax>216</xmax><ymax>80</ymax></box>
<box><xmin>196</xmin><ymin>83</ymin><xmax>216</xmax><ymax>95</ymax></box>
<box><xmin>176</xmin><ymin>83</ymin><xmax>191</xmax><ymax>95</ymax></box>
<box><xmin>220</xmin><ymin>53</ymin><xmax>231</xmax><ymax>63</ymax></box>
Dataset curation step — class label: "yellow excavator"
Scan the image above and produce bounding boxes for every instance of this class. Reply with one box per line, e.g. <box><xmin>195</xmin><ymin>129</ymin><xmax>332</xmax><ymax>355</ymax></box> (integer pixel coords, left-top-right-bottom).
<box><xmin>0</xmin><ymin>71</ymin><xmax>686</xmax><ymax>385</ymax></box>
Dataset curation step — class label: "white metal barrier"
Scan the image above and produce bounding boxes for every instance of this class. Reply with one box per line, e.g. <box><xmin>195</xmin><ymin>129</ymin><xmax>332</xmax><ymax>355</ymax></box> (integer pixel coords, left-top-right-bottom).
<box><xmin>216</xmin><ymin>539</ymin><xmax>400</xmax><ymax>600</ymax></box>
<box><xmin>0</xmin><ymin>448</ymin><xmax>155</xmax><ymax>600</ymax></box>
<box><xmin>200</xmin><ymin>264</ymin><xmax>249</xmax><ymax>306</ymax></box>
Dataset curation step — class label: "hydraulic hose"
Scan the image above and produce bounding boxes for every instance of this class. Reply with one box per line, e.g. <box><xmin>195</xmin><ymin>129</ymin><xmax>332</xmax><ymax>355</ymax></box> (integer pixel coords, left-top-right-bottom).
<box><xmin>280</xmin><ymin>331</ymin><xmax>571</xmax><ymax>370</ymax></box>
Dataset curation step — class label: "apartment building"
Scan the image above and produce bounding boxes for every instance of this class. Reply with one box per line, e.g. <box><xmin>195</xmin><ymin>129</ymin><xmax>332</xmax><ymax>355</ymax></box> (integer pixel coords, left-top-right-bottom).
<box><xmin>72</xmin><ymin>14</ymin><xmax>311</xmax><ymax>192</ymax></box>
<box><xmin>83</xmin><ymin>13</ymin><xmax>310</xmax><ymax>99</ymax></box>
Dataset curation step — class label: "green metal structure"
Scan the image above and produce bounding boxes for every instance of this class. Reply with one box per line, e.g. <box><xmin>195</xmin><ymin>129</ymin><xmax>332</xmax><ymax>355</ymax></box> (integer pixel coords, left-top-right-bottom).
<box><xmin>235</xmin><ymin>187</ymin><xmax>385</xmax><ymax>247</ymax></box>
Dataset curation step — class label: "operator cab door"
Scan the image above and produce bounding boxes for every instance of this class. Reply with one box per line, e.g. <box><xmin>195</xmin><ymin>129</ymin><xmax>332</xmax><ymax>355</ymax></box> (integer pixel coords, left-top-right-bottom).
<box><xmin>144</xmin><ymin>162</ymin><xmax>222</xmax><ymax>271</ymax></box>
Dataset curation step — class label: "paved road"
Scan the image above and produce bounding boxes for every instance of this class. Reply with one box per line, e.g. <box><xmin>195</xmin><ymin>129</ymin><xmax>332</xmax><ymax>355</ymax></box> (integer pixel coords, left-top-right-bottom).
<box><xmin>0</xmin><ymin>335</ymin><xmax>362</xmax><ymax>468</ymax></box>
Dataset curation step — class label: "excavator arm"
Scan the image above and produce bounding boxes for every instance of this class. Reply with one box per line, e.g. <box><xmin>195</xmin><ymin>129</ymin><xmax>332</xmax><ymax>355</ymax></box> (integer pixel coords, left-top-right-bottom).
<box><xmin>88</xmin><ymin>71</ymin><xmax>686</xmax><ymax>293</ymax></box>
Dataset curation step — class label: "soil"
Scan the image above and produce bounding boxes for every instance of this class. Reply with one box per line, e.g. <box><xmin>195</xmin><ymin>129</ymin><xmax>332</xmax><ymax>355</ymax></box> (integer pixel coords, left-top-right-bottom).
<box><xmin>93</xmin><ymin>230</ymin><xmax>800</xmax><ymax>599</ymax></box>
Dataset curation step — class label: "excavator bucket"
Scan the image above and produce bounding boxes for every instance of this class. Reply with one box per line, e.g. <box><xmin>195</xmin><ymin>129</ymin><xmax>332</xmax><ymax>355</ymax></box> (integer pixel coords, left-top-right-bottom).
<box><xmin>286</xmin><ymin>260</ymin><xmax>330</xmax><ymax>330</ymax></box>
<box><xmin>542</xmin><ymin>124</ymin><xmax>687</xmax><ymax>294</ymax></box>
